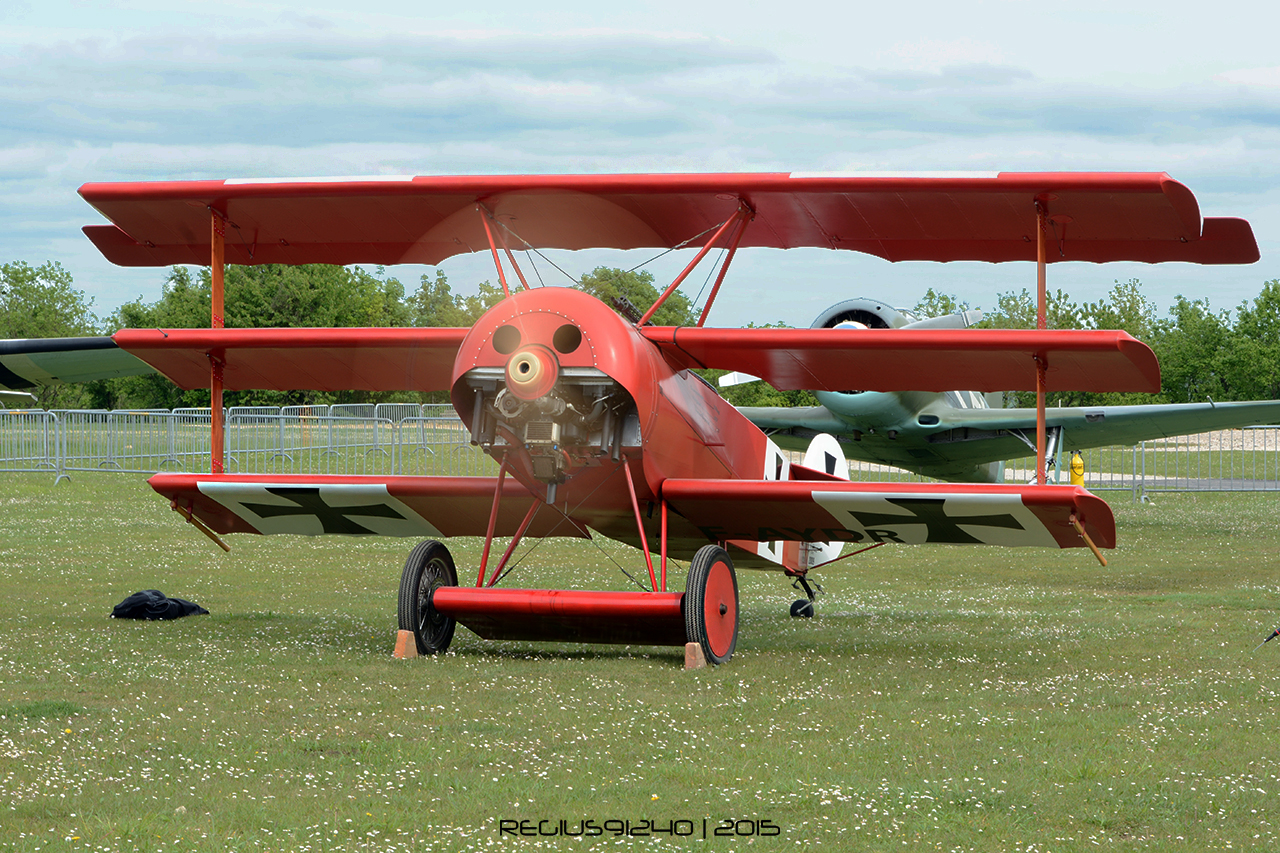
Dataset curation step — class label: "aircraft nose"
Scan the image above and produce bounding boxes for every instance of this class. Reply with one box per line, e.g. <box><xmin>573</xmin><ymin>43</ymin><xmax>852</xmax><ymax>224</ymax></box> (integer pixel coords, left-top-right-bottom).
<box><xmin>505</xmin><ymin>345</ymin><xmax>560</xmax><ymax>401</ymax></box>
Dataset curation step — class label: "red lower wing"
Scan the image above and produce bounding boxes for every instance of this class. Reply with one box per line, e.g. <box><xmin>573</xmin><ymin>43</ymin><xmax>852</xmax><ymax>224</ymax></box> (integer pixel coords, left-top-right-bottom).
<box><xmin>149</xmin><ymin>474</ymin><xmax>587</xmax><ymax>539</ymax></box>
<box><xmin>662</xmin><ymin>479</ymin><xmax>1114</xmax><ymax>550</ymax></box>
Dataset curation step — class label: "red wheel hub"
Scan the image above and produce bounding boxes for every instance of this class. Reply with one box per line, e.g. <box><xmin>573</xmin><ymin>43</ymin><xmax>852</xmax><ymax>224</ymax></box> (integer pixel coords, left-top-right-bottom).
<box><xmin>702</xmin><ymin>558</ymin><xmax>737</xmax><ymax>659</ymax></box>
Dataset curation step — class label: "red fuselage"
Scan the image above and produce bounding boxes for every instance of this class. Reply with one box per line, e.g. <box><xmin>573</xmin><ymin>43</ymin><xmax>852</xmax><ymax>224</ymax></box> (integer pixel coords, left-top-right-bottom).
<box><xmin>449</xmin><ymin>288</ymin><xmax>785</xmax><ymax>562</ymax></box>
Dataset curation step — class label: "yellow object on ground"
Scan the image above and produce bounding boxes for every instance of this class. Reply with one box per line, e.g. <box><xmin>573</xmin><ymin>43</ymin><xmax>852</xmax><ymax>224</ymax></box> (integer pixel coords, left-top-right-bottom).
<box><xmin>1069</xmin><ymin>451</ymin><xmax>1085</xmax><ymax>486</ymax></box>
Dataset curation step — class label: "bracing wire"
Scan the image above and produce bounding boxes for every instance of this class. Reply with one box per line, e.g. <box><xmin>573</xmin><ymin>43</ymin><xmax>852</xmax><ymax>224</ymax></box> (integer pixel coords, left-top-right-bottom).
<box><xmin>492</xmin><ymin>218</ymin><xmax>578</xmax><ymax>286</ymax></box>
<box><xmin>625</xmin><ymin>219</ymin><xmax>728</xmax><ymax>274</ymax></box>
<box><xmin>690</xmin><ymin>247</ymin><xmax>726</xmax><ymax>317</ymax></box>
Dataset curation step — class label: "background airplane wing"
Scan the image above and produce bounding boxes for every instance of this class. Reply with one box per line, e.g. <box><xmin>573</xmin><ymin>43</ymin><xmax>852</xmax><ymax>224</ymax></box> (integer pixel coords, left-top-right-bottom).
<box><xmin>79</xmin><ymin>172</ymin><xmax>1258</xmax><ymax>268</ymax></box>
<box><xmin>113</xmin><ymin>327</ymin><xmax>469</xmax><ymax>391</ymax></box>
<box><xmin>936</xmin><ymin>399</ymin><xmax>1280</xmax><ymax>447</ymax></box>
<box><xmin>912</xmin><ymin>400</ymin><xmax>1280</xmax><ymax>465</ymax></box>
<box><xmin>741</xmin><ymin>400</ymin><xmax>1280</xmax><ymax>480</ymax></box>
<box><xmin>644</xmin><ymin>327</ymin><xmax>1161</xmax><ymax>393</ymax></box>
<box><xmin>0</xmin><ymin>336</ymin><xmax>157</xmax><ymax>390</ymax></box>
<box><xmin>149</xmin><ymin>473</ymin><xmax>589</xmax><ymax>538</ymax></box>
<box><xmin>661</xmin><ymin>479</ymin><xmax>1114</xmax><ymax>549</ymax></box>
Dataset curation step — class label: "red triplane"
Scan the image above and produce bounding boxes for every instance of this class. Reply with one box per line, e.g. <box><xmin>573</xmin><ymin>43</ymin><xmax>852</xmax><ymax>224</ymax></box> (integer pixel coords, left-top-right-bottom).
<box><xmin>75</xmin><ymin>172</ymin><xmax>1257</xmax><ymax>663</ymax></box>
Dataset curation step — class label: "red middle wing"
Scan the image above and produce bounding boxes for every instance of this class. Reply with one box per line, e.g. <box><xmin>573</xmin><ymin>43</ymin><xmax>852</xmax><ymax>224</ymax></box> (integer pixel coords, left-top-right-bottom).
<box><xmin>644</xmin><ymin>327</ymin><xmax>1160</xmax><ymax>393</ymax></box>
<box><xmin>113</xmin><ymin>327</ymin><xmax>468</xmax><ymax>391</ymax></box>
<box><xmin>662</xmin><ymin>479</ymin><xmax>1115</xmax><ymax>550</ymax></box>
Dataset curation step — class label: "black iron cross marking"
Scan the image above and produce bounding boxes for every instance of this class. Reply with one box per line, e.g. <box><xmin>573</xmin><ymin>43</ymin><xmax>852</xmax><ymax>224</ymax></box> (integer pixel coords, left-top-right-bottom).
<box><xmin>241</xmin><ymin>487</ymin><xmax>407</xmax><ymax>534</ymax></box>
<box><xmin>850</xmin><ymin>498</ymin><xmax>1024</xmax><ymax>544</ymax></box>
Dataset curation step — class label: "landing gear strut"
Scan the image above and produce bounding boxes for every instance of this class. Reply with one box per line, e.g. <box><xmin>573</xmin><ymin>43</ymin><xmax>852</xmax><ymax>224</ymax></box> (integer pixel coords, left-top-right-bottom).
<box><xmin>789</xmin><ymin>574</ymin><xmax>823</xmax><ymax>619</ymax></box>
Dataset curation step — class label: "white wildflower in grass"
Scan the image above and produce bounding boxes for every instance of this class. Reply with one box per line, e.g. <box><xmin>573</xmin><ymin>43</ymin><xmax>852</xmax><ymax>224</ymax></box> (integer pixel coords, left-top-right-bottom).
<box><xmin>0</xmin><ymin>475</ymin><xmax>1278</xmax><ymax>848</ymax></box>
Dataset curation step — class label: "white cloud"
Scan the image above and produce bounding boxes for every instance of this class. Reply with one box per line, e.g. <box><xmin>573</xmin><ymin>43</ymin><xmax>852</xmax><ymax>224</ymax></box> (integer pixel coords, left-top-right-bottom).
<box><xmin>1217</xmin><ymin>67</ymin><xmax>1280</xmax><ymax>89</ymax></box>
<box><xmin>879</xmin><ymin>37</ymin><xmax>1007</xmax><ymax>72</ymax></box>
<box><xmin>0</xmin><ymin>8</ymin><xmax>1276</xmax><ymax>323</ymax></box>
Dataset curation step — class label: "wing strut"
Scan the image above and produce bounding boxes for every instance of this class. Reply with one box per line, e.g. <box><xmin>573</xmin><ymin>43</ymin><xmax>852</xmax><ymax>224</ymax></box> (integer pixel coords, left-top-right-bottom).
<box><xmin>1035</xmin><ymin>199</ymin><xmax>1048</xmax><ymax>485</ymax></box>
<box><xmin>479</xmin><ymin>204</ymin><xmax>534</xmax><ymax>297</ymax></box>
<box><xmin>476</xmin><ymin>455</ymin><xmax>511</xmax><ymax>586</ymax></box>
<box><xmin>1070</xmin><ymin>513</ymin><xmax>1108</xmax><ymax>566</ymax></box>
<box><xmin>211</xmin><ymin>208</ymin><xmax>226</xmax><ymax>474</ymax></box>
<box><xmin>696</xmin><ymin>205</ymin><xmax>753</xmax><ymax>327</ymax></box>
<box><xmin>479</xmin><ymin>206</ymin><xmax>514</xmax><ymax>298</ymax></box>
<box><xmin>637</xmin><ymin>203</ymin><xmax>752</xmax><ymax>328</ymax></box>
<box><xmin>622</xmin><ymin>456</ymin><xmax>659</xmax><ymax>591</ymax></box>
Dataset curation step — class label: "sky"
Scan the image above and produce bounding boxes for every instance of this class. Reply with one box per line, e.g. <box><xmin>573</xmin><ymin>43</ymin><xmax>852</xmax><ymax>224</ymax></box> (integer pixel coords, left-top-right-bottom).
<box><xmin>3</xmin><ymin>0</ymin><xmax>1279</xmax><ymax>328</ymax></box>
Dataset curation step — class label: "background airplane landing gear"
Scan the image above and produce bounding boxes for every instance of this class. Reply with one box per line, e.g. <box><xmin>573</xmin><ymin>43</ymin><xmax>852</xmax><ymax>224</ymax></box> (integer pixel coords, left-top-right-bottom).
<box><xmin>397</xmin><ymin>540</ymin><xmax>458</xmax><ymax>655</ymax></box>
<box><xmin>789</xmin><ymin>599</ymin><xmax>815</xmax><ymax>618</ymax></box>
<box><xmin>685</xmin><ymin>545</ymin><xmax>738</xmax><ymax>664</ymax></box>
<box><xmin>790</xmin><ymin>575</ymin><xmax>822</xmax><ymax>618</ymax></box>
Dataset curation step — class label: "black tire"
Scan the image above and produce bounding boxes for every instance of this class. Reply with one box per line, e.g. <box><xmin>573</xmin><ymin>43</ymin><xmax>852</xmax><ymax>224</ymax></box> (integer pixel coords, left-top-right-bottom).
<box><xmin>684</xmin><ymin>544</ymin><xmax>738</xmax><ymax>664</ymax></box>
<box><xmin>790</xmin><ymin>599</ymin><xmax>815</xmax><ymax>618</ymax></box>
<box><xmin>397</xmin><ymin>540</ymin><xmax>458</xmax><ymax>655</ymax></box>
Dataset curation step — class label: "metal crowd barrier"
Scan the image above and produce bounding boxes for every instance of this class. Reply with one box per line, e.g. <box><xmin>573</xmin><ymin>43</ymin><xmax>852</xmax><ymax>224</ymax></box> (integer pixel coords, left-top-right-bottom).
<box><xmin>0</xmin><ymin>410</ymin><xmax>61</xmax><ymax>477</ymax></box>
<box><xmin>56</xmin><ymin>409</ymin><xmax>211</xmax><ymax>479</ymax></box>
<box><xmin>0</xmin><ymin>407</ymin><xmax>1276</xmax><ymax>496</ymax></box>
<box><xmin>978</xmin><ymin>426</ymin><xmax>1280</xmax><ymax>497</ymax></box>
<box><xmin>0</xmin><ymin>405</ymin><xmax>494</xmax><ymax>480</ymax></box>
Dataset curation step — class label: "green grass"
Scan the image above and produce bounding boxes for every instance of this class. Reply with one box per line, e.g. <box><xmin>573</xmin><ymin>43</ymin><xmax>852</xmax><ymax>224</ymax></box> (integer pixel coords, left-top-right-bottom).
<box><xmin>1</xmin><ymin>473</ymin><xmax>1279</xmax><ymax>850</ymax></box>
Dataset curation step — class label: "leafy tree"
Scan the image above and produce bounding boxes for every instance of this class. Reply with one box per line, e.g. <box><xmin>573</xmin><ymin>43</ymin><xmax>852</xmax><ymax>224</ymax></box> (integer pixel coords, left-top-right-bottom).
<box><xmin>1217</xmin><ymin>279</ymin><xmax>1280</xmax><ymax>400</ymax></box>
<box><xmin>109</xmin><ymin>264</ymin><xmax>416</xmax><ymax>408</ymax></box>
<box><xmin>575</xmin><ymin>267</ymin><xmax>698</xmax><ymax>327</ymax></box>
<box><xmin>0</xmin><ymin>261</ymin><xmax>98</xmax><ymax>338</ymax></box>
<box><xmin>1080</xmin><ymin>279</ymin><xmax>1159</xmax><ymax>339</ymax></box>
<box><xmin>0</xmin><ymin>261</ymin><xmax>105</xmax><ymax>408</ymax></box>
<box><xmin>409</xmin><ymin>271</ymin><xmax>505</xmax><ymax>327</ymax></box>
<box><xmin>911</xmin><ymin>288</ymin><xmax>970</xmax><ymax>319</ymax></box>
<box><xmin>980</xmin><ymin>280</ymin><xmax>1164</xmax><ymax>407</ymax></box>
<box><xmin>1146</xmin><ymin>296</ymin><xmax>1231</xmax><ymax>403</ymax></box>
<box><xmin>113</xmin><ymin>264</ymin><xmax>412</xmax><ymax>330</ymax></box>
<box><xmin>979</xmin><ymin>287</ymin><xmax>1083</xmax><ymax>330</ymax></box>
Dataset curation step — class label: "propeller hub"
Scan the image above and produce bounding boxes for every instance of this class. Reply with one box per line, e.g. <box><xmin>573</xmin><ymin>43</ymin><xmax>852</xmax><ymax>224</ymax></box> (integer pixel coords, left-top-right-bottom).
<box><xmin>505</xmin><ymin>345</ymin><xmax>560</xmax><ymax>401</ymax></box>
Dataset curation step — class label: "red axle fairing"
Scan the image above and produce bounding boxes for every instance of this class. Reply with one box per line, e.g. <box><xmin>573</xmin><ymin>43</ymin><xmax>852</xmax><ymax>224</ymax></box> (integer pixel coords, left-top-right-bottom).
<box><xmin>431</xmin><ymin>588</ymin><xmax>686</xmax><ymax>645</ymax></box>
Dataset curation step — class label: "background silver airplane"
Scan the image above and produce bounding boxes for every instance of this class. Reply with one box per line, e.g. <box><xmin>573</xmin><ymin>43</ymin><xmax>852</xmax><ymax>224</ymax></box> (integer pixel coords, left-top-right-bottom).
<box><xmin>729</xmin><ymin>298</ymin><xmax>1280</xmax><ymax>483</ymax></box>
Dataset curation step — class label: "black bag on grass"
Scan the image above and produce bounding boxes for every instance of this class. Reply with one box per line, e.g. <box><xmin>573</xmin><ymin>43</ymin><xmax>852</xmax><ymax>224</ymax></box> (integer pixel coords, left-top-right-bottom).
<box><xmin>111</xmin><ymin>589</ymin><xmax>209</xmax><ymax>620</ymax></box>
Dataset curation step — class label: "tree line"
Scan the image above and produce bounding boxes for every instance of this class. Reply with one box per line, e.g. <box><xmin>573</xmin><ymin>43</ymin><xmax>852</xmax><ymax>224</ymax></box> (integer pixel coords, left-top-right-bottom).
<box><xmin>0</xmin><ymin>261</ymin><xmax>695</xmax><ymax>409</ymax></box>
<box><xmin>2</xmin><ymin>259</ymin><xmax>1278</xmax><ymax>410</ymax></box>
<box><xmin>912</xmin><ymin>278</ymin><xmax>1280</xmax><ymax>407</ymax></box>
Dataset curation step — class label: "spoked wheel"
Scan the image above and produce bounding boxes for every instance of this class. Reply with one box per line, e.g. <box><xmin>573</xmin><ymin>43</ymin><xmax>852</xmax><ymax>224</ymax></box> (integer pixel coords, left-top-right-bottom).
<box><xmin>397</xmin><ymin>540</ymin><xmax>458</xmax><ymax>655</ymax></box>
<box><xmin>684</xmin><ymin>544</ymin><xmax>738</xmax><ymax>664</ymax></box>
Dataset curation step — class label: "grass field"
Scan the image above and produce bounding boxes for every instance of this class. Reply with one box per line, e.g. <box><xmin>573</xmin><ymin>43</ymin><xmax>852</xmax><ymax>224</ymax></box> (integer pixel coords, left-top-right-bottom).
<box><xmin>1</xmin><ymin>473</ymin><xmax>1278</xmax><ymax>851</ymax></box>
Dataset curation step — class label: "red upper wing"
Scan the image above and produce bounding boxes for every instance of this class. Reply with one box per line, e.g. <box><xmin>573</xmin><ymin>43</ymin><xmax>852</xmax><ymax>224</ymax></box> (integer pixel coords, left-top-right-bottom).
<box><xmin>644</xmin><ymin>327</ymin><xmax>1161</xmax><ymax>393</ymax></box>
<box><xmin>80</xmin><ymin>172</ymin><xmax>1259</xmax><ymax>267</ymax></box>
<box><xmin>114</xmin><ymin>327</ymin><xmax>468</xmax><ymax>391</ymax></box>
